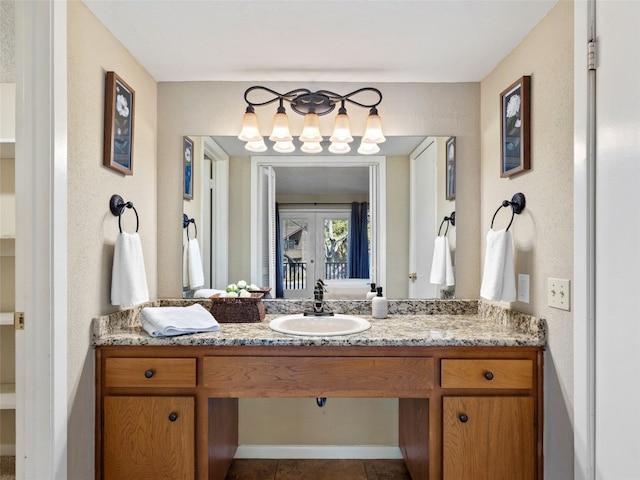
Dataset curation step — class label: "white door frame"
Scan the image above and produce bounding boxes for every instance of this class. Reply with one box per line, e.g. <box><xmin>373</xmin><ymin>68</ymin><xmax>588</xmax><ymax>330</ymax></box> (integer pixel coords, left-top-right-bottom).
<box><xmin>250</xmin><ymin>156</ymin><xmax>386</xmax><ymax>291</ymax></box>
<box><xmin>15</xmin><ymin>1</ymin><xmax>68</xmax><ymax>478</ymax></box>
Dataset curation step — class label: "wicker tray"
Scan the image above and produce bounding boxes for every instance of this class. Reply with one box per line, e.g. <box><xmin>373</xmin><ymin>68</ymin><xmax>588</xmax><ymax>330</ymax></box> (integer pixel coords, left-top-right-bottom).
<box><xmin>209</xmin><ymin>292</ymin><xmax>265</xmax><ymax>323</ymax></box>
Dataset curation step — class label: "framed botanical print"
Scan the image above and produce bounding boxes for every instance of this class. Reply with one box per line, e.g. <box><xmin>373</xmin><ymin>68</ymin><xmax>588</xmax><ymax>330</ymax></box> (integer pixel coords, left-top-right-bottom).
<box><xmin>446</xmin><ymin>136</ymin><xmax>456</xmax><ymax>200</ymax></box>
<box><xmin>500</xmin><ymin>75</ymin><xmax>531</xmax><ymax>178</ymax></box>
<box><xmin>103</xmin><ymin>71</ymin><xmax>135</xmax><ymax>175</ymax></box>
<box><xmin>183</xmin><ymin>136</ymin><xmax>194</xmax><ymax>200</ymax></box>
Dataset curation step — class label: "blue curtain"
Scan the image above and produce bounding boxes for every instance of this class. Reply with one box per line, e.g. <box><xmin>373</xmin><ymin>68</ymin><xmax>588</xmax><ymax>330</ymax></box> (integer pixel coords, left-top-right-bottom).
<box><xmin>348</xmin><ymin>202</ymin><xmax>370</xmax><ymax>278</ymax></box>
<box><xmin>275</xmin><ymin>203</ymin><xmax>284</xmax><ymax>298</ymax></box>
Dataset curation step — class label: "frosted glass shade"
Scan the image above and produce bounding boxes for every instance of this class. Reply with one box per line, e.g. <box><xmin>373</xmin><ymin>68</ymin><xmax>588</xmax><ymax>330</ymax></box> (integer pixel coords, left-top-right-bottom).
<box><xmin>329</xmin><ymin>113</ymin><xmax>353</xmax><ymax>143</ymax></box>
<box><xmin>245</xmin><ymin>139</ymin><xmax>268</xmax><ymax>152</ymax></box>
<box><xmin>328</xmin><ymin>142</ymin><xmax>351</xmax><ymax>154</ymax></box>
<box><xmin>361</xmin><ymin>113</ymin><xmax>386</xmax><ymax>144</ymax></box>
<box><xmin>299</xmin><ymin>113</ymin><xmax>323</xmax><ymax>143</ymax></box>
<box><xmin>269</xmin><ymin>112</ymin><xmax>293</xmax><ymax>142</ymax></box>
<box><xmin>238</xmin><ymin>111</ymin><xmax>262</xmax><ymax>142</ymax></box>
<box><xmin>273</xmin><ymin>140</ymin><xmax>296</xmax><ymax>153</ymax></box>
<box><xmin>357</xmin><ymin>141</ymin><xmax>380</xmax><ymax>155</ymax></box>
<box><xmin>301</xmin><ymin>141</ymin><xmax>323</xmax><ymax>154</ymax></box>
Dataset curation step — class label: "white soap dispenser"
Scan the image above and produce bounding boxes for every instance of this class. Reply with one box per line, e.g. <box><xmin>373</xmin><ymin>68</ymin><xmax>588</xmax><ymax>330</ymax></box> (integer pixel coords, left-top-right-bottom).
<box><xmin>371</xmin><ymin>286</ymin><xmax>388</xmax><ymax>319</ymax></box>
<box><xmin>365</xmin><ymin>283</ymin><xmax>377</xmax><ymax>300</ymax></box>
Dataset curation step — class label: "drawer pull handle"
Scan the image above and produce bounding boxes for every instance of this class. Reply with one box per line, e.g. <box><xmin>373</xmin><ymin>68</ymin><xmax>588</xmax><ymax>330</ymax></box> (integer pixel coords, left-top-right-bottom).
<box><xmin>484</xmin><ymin>371</ymin><xmax>494</xmax><ymax>381</ymax></box>
<box><xmin>168</xmin><ymin>412</ymin><xmax>178</xmax><ymax>422</ymax></box>
<box><xmin>459</xmin><ymin>414</ymin><xmax>468</xmax><ymax>423</ymax></box>
<box><xmin>144</xmin><ymin>369</ymin><xmax>154</xmax><ymax>378</ymax></box>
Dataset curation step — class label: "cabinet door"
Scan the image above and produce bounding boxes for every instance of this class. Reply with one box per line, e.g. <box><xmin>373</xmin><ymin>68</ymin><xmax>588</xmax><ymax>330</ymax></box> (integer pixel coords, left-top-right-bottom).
<box><xmin>104</xmin><ymin>396</ymin><xmax>194</xmax><ymax>480</ymax></box>
<box><xmin>443</xmin><ymin>396</ymin><xmax>535</xmax><ymax>480</ymax></box>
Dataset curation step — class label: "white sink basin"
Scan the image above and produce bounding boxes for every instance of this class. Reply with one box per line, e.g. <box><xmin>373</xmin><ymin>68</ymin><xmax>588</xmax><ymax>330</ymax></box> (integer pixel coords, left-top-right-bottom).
<box><xmin>269</xmin><ymin>314</ymin><xmax>371</xmax><ymax>336</ymax></box>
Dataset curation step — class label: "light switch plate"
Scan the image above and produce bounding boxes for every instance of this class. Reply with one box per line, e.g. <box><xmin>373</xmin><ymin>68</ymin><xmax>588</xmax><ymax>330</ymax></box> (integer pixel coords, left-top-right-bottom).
<box><xmin>548</xmin><ymin>278</ymin><xmax>571</xmax><ymax>310</ymax></box>
<box><xmin>517</xmin><ymin>274</ymin><xmax>530</xmax><ymax>303</ymax></box>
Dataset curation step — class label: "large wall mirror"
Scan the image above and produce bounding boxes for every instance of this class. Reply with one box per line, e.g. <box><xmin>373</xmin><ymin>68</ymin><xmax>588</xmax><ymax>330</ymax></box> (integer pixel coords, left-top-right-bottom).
<box><xmin>182</xmin><ymin>135</ymin><xmax>455</xmax><ymax>300</ymax></box>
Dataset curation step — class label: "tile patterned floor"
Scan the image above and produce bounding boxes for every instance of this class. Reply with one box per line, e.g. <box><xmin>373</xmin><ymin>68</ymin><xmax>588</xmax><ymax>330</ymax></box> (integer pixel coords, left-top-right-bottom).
<box><xmin>225</xmin><ymin>459</ymin><xmax>411</xmax><ymax>480</ymax></box>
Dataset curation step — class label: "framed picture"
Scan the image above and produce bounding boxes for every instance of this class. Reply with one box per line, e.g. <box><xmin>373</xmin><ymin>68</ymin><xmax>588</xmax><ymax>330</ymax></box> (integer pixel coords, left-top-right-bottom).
<box><xmin>183</xmin><ymin>136</ymin><xmax>194</xmax><ymax>200</ymax></box>
<box><xmin>500</xmin><ymin>75</ymin><xmax>530</xmax><ymax>178</ymax></box>
<box><xmin>103</xmin><ymin>71</ymin><xmax>135</xmax><ymax>175</ymax></box>
<box><xmin>446</xmin><ymin>136</ymin><xmax>456</xmax><ymax>200</ymax></box>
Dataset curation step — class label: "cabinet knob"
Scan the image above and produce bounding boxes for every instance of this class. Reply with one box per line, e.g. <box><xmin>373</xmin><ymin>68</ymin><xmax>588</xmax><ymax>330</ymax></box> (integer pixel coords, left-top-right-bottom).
<box><xmin>168</xmin><ymin>412</ymin><xmax>178</xmax><ymax>422</ymax></box>
<box><xmin>459</xmin><ymin>414</ymin><xmax>468</xmax><ymax>423</ymax></box>
<box><xmin>484</xmin><ymin>371</ymin><xmax>494</xmax><ymax>381</ymax></box>
<box><xmin>144</xmin><ymin>369</ymin><xmax>154</xmax><ymax>378</ymax></box>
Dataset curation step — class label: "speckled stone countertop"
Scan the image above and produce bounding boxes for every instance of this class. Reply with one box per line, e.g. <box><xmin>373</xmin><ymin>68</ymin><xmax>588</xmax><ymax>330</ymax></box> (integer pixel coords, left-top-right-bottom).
<box><xmin>92</xmin><ymin>299</ymin><xmax>546</xmax><ymax>348</ymax></box>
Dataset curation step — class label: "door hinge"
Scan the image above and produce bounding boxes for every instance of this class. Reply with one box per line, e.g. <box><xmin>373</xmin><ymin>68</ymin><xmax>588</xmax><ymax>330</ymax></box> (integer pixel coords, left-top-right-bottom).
<box><xmin>14</xmin><ymin>312</ymin><xmax>25</xmax><ymax>330</ymax></box>
<box><xmin>588</xmin><ymin>40</ymin><xmax>597</xmax><ymax>70</ymax></box>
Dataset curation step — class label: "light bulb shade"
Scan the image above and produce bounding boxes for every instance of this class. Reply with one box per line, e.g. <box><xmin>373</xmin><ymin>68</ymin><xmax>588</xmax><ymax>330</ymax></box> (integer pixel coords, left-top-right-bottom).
<box><xmin>361</xmin><ymin>113</ymin><xmax>386</xmax><ymax>144</ymax></box>
<box><xmin>357</xmin><ymin>141</ymin><xmax>380</xmax><ymax>155</ymax></box>
<box><xmin>328</xmin><ymin>142</ymin><xmax>351</xmax><ymax>154</ymax></box>
<box><xmin>269</xmin><ymin>112</ymin><xmax>293</xmax><ymax>142</ymax></box>
<box><xmin>273</xmin><ymin>140</ymin><xmax>296</xmax><ymax>153</ymax></box>
<box><xmin>300</xmin><ymin>141</ymin><xmax>323</xmax><ymax>154</ymax></box>
<box><xmin>329</xmin><ymin>113</ymin><xmax>353</xmax><ymax>143</ymax></box>
<box><xmin>238</xmin><ymin>110</ymin><xmax>262</xmax><ymax>142</ymax></box>
<box><xmin>298</xmin><ymin>113</ymin><xmax>323</xmax><ymax>143</ymax></box>
<box><xmin>245</xmin><ymin>139</ymin><xmax>268</xmax><ymax>153</ymax></box>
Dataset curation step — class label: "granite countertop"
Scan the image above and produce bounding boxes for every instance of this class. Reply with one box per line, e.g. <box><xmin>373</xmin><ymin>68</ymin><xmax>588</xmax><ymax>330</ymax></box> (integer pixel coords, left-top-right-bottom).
<box><xmin>92</xmin><ymin>299</ymin><xmax>546</xmax><ymax>348</ymax></box>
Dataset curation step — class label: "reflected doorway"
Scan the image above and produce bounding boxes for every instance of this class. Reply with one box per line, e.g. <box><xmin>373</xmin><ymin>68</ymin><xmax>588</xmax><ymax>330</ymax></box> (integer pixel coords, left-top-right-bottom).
<box><xmin>280</xmin><ymin>210</ymin><xmax>362</xmax><ymax>298</ymax></box>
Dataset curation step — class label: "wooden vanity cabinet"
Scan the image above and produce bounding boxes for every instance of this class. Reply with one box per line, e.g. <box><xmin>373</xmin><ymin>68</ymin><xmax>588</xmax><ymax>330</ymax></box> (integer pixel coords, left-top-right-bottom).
<box><xmin>103</xmin><ymin>395</ymin><xmax>195</xmax><ymax>480</ymax></box>
<box><xmin>96</xmin><ymin>353</ymin><xmax>202</xmax><ymax>480</ymax></box>
<box><xmin>440</xmin><ymin>357</ymin><xmax>538</xmax><ymax>480</ymax></box>
<box><xmin>95</xmin><ymin>345</ymin><xmax>543</xmax><ymax>480</ymax></box>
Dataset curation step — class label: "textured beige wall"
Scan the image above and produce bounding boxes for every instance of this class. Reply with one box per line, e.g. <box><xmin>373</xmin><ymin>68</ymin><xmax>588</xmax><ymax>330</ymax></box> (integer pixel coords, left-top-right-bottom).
<box><xmin>158</xmin><ymin>81</ymin><xmax>481</xmax><ymax>301</ymax></box>
<box><xmin>67</xmin><ymin>1</ymin><xmax>157</xmax><ymax>476</ymax></box>
<box><xmin>480</xmin><ymin>2</ymin><xmax>574</xmax><ymax>477</ymax></box>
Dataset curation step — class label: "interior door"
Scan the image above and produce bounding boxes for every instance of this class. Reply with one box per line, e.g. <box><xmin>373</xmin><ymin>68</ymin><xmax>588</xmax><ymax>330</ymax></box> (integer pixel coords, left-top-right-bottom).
<box><xmin>280</xmin><ymin>212</ymin><xmax>315</xmax><ymax>298</ymax></box>
<box><xmin>409</xmin><ymin>139</ymin><xmax>437</xmax><ymax>298</ymax></box>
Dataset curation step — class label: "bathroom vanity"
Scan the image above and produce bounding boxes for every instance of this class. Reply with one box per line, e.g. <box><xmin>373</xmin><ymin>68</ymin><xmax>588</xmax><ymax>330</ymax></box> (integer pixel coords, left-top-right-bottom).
<box><xmin>93</xmin><ymin>300</ymin><xmax>545</xmax><ymax>480</ymax></box>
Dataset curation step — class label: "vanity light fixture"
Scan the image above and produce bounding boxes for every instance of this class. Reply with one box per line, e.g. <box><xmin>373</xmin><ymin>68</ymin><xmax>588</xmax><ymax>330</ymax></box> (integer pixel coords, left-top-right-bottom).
<box><xmin>238</xmin><ymin>86</ymin><xmax>386</xmax><ymax>154</ymax></box>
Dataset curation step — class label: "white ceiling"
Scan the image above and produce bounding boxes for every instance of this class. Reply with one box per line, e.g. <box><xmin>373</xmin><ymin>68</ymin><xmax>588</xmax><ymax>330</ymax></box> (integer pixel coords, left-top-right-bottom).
<box><xmin>83</xmin><ymin>0</ymin><xmax>558</xmax><ymax>84</ymax></box>
<box><xmin>82</xmin><ymin>0</ymin><xmax>557</xmax><ymax>192</ymax></box>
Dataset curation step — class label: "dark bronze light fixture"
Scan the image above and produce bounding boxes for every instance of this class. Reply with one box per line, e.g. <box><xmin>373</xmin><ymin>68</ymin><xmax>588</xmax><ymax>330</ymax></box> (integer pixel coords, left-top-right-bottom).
<box><xmin>238</xmin><ymin>86</ymin><xmax>385</xmax><ymax>154</ymax></box>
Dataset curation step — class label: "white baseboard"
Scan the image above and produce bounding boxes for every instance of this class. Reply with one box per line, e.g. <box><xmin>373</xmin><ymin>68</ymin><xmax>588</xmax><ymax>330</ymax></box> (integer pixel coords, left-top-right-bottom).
<box><xmin>234</xmin><ymin>445</ymin><xmax>403</xmax><ymax>460</ymax></box>
<box><xmin>0</xmin><ymin>443</ymin><xmax>15</xmax><ymax>456</ymax></box>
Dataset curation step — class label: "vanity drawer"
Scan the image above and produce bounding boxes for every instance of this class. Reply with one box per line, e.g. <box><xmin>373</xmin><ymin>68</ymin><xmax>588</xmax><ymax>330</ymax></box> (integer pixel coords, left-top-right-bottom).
<box><xmin>203</xmin><ymin>356</ymin><xmax>434</xmax><ymax>398</ymax></box>
<box><xmin>440</xmin><ymin>359</ymin><xmax>533</xmax><ymax>389</ymax></box>
<box><xmin>104</xmin><ymin>358</ymin><xmax>196</xmax><ymax>388</ymax></box>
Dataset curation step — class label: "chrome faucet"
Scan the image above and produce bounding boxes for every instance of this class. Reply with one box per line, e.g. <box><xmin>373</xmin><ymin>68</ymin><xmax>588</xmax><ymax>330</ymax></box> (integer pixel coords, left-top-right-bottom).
<box><xmin>313</xmin><ymin>279</ymin><xmax>326</xmax><ymax>313</ymax></box>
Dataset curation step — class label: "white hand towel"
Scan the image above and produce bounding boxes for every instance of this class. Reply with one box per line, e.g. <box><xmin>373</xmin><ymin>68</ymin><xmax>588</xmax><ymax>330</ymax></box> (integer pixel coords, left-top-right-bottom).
<box><xmin>187</xmin><ymin>238</ymin><xmax>205</xmax><ymax>289</ymax></box>
<box><xmin>430</xmin><ymin>236</ymin><xmax>455</xmax><ymax>286</ymax></box>
<box><xmin>111</xmin><ymin>232</ymin><xmax>149</xmax><ymax>307</ymax></box>
<box><xmin>182</xmin><ymin>241</ymin><xmax>189</xmax><ymax>289</ymax></box>
<box><xmin>480</xmin><ymin>229</ymin><xmax>516</xmax><ymax>302</ymax></box>
<box><xmin>140</xmin><ymin>304</ymin><xmax>220</xmax><ymax>337</ymax></box>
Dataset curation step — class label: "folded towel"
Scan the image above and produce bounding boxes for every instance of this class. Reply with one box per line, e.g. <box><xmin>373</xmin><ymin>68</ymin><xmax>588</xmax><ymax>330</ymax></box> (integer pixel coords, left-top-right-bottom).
<box><xmin>430</xmin><ymin>236</ymin><xmax>455</xmax><ymax>286</ymax></box>
<box><xmin>111</xmin><ymin>232</ymin><xmax>149</xmax><ymax>307</ymax></box>
<box><xmin>140</xmin><ymin>304</ymin><xmax>220</xmax><ymax>337</ymax></box>
<box><xmin>184</xmin><ymin>238</ymin><xmax>205</xmax><ymax>290</ymax></box>
<box><xmin>480</xmin><ymin>229</ymin><xmax>516</xmax><ymax>302</ymax></box>
<box><xmin>193</xmin><ymin>288</ymin><xmax>226</xmax><ymax>298</ymax></box>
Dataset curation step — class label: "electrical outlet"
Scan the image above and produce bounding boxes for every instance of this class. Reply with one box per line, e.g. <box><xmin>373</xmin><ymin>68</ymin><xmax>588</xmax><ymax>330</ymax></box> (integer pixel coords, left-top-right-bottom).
<box><xmin>517</xmin><ymin>274</ymin><xmax>530</xmax><ymax>303</ymax></box>
<box><xmin>548</xmin><ymin>278</ymin><xmax>571</xmax><ymax>310</ymax></box>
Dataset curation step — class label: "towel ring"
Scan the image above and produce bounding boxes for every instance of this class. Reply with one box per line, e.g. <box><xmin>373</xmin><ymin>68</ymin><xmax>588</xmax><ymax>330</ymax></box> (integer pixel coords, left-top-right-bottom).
<box><xmin>109</xmin><ymin>194</ymin><xmax>139</xmax><ymax>233</ymax></box>
<box><xmin>490</xmin><ymin>193</ymin><xmax>526</xmax><ymax>231</ymax></box>
<box><xmin>437</xmin><ymin>211</ymin><xmax>456</xmax><ymax>236</ymax></box>
<box><xmin>183</xmin><ymin>214</ymin><xmax>197</xmax><ymax>240</ymax></box>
